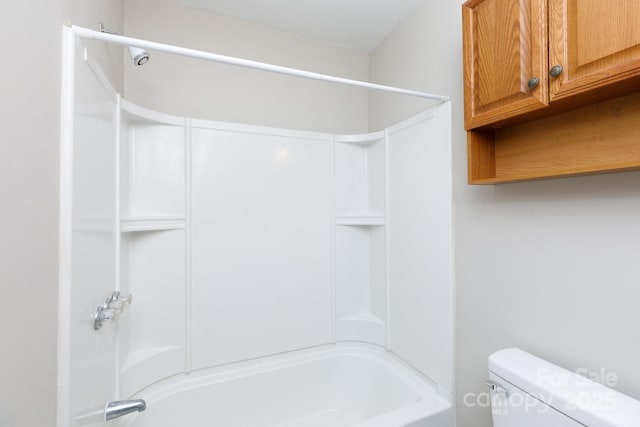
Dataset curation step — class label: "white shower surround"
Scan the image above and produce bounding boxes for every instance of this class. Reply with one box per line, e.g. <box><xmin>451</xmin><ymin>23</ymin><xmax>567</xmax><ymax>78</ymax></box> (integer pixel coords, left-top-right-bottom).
<box><xmin>59</xmin><ymin>28</ymin><xmax>454</xmax><ymax>427</ymax></box>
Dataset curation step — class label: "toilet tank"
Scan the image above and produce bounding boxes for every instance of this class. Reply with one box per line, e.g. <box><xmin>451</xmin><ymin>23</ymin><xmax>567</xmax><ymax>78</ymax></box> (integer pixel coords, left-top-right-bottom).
<box><xmin>488</xmin><ymin>348</ymin><xmax>640</xmax><ymax>427</ymax></box>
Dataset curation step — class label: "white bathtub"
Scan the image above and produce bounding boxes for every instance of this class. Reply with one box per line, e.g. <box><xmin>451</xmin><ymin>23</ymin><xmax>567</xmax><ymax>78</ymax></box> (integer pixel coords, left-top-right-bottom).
<box><xmin>122</xmin><ymin>343</ymin><xmax>452</xmax><ymax>427</ymax></box>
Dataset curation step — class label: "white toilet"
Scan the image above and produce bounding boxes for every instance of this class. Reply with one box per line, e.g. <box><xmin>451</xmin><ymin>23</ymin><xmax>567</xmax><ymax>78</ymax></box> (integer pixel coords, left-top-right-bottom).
<box><xmin>488</xmin><ymin>348</ymin><xmax>640</xmax><ymax>427</ymax></box>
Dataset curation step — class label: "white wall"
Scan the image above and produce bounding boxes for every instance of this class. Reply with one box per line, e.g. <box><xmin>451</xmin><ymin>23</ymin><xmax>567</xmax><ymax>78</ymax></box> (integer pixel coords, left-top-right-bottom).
<box><xmin>370</xmin><ymin>2</ymin><xmax>640</xmax><ymax>427</ymax></box>
<box><xmin>0</xmin><ymin>5</ymin><xmax>62</xmax><ymax>426</ymax></box>
<box><xmin>0</xmin><ymin>1</ymin><xmax>122</xmax><ymax>426</ymax></box>
<box><xmin>70</xmin><ymin>2</ymin><xmax>125</xmax><ymax>92</ymax></box>
<box><xmin>124</xmin><ymin>0</ymin><xmax>369</xmax><ymax>134</ymax></box>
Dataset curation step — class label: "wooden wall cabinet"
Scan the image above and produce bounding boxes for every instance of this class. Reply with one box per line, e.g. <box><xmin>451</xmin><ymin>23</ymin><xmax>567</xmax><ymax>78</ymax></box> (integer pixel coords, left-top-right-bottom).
<box><xmin>463</xmin><ymin>0</ymin><xmax>548</xmax><ymax>129</ymax></box>
<box><xmin>463</xmin><ymin>0</ymin><xmax>640</xmax><ymax>184</ymax></box>
<box><xmin>549</xmin><ymin>0</ymin><xmax>640</xmax><ymax>101</ymax></box>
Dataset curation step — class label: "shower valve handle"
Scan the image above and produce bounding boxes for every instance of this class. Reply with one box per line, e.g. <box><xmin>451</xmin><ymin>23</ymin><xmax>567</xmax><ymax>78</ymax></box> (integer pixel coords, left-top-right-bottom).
<box><xmin>108</xmin><ymin>291</ymin><xmax>132</xmax><ymax>313</ymax></box>
<box><xmin>99</xmin><ymin>308</ymin><xmax>117</xmax><ymax>323</ymax></box>
<box><xmin>93</xmin><ymin>291</ymin><xmax>133</xmax><ymax>330</ymax></box>
<box><xmin>94</xmin><ymin>300</ymin><xmax>118</xmax><ymax>330</ymax></box>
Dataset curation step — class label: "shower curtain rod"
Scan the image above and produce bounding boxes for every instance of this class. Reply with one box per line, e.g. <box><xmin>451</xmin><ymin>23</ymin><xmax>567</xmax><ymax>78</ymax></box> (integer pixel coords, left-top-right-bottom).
<box><xmin>71</xmin><ymin>25</ymin><xmax>450</xmax><ymax>102</ymax></box>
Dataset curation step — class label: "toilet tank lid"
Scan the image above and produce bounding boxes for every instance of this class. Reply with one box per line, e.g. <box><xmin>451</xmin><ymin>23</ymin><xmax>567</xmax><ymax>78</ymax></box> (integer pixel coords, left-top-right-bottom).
<box><xmin>488</xmin><ymin>348</ymin><xmax>640</xmax><ymax>427</ymax></box>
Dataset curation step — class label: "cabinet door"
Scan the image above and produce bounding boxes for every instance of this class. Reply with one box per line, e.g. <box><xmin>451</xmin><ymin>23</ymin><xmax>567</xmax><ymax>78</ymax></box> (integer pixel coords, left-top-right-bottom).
<box><xmin>549</xmin><ymin>0</ymin><xmax>640</xmax><ymax>100</ymax></box>
<box><xmin>463</xmin><ymin>0</ymin><xmax>548</xmax><ymax>129</ymax></box>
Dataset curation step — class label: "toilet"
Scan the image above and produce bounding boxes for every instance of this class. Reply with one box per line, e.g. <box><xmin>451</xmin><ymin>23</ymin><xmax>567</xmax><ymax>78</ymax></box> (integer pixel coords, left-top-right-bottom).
<box><xmin>488</xmin><ymin>348</ymin><xmax>640</xmax><ymax>427</ymax></box>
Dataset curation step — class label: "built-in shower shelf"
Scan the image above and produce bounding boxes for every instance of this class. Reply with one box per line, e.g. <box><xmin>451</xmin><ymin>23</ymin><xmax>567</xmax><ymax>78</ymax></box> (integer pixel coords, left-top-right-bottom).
<box><xmin>335</xmin><ymin>213</ymin><xmax>385</xmax><ymax>226</ymax></box>
<box><xmin>334</xmin><ymin>130</ymin><xmax>385</xmax><ymax>145</ymax></box>
<box><xmin>340</xmin><ymin>312</ymin><xmax>385</xmax><ymax>325</ymax></box>
<box><xmin>337</xmin><ymin>313</ymin><xmax>386</xmax><ymax>345</ymax></box>
<box><xmin>120</xmin><ymin>215</ymin><xmax>186</xmax><ymax>232</ymax></box>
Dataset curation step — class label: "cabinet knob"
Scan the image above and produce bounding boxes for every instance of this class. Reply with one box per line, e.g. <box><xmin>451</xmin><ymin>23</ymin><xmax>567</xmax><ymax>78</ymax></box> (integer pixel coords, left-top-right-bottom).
<box><xmin>549</xmin><ymin>65</ymin><xmax>563</xmax><ymax>78</ymax></box>
<box><xmin>527</xmin><ymin>77</ymin><xmax>539</xmax><ymax>89</ymax></box>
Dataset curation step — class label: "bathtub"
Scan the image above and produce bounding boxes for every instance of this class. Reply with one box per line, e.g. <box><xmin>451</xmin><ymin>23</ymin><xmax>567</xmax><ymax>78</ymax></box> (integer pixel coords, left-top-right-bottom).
<box><xmin>122</xmin><ymin>343</ymin><xmax>452</xmax><ymax>427</ymax></box>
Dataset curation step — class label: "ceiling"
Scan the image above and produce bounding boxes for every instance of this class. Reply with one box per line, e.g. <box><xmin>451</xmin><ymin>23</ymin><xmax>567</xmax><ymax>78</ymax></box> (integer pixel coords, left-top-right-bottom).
<box><xmin>168</xmin><ymin>0</ymin><xmax>427</xmax><ymax>51</ymax></box>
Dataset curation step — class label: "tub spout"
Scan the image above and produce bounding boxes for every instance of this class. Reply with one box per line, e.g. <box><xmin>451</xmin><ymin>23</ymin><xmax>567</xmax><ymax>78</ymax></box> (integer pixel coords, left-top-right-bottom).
<box><xmin>105</xmin><ymin>399</ymin><xmax>146</xmax><ymax>421</ymax></box>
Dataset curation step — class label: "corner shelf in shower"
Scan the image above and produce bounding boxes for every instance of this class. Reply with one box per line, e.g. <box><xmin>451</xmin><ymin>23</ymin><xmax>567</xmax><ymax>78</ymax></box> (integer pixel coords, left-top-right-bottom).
<box><xmin>334</xmin><ymin>130</ymin><xmax>385</xmax><ymax>145</ymax></box>
<box><xmin>337</xmin><ymin>313</ymin><xmax>387</xmax><ymax>345</ymax></box>
<box><xmin>340</xmin><ymin>312</ymin><xmax>385</xmax><ymax>325</ymax></box>
<box><xmin>120</xmin><ymin>215</ymin><xmax>186</xmax><ymax>232</ymax></box>
<box><xmin>335</xmin><ymin>213</ymin><xmax>385</xmax><ymax>226</ymax></box>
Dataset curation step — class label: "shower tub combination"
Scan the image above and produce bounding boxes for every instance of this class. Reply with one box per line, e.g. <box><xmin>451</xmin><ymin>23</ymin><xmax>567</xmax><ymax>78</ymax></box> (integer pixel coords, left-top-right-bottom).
<box><xmin>59</xmin><ymin>27</ymin><xmax>453</xmax><ymax>427</ymax></box>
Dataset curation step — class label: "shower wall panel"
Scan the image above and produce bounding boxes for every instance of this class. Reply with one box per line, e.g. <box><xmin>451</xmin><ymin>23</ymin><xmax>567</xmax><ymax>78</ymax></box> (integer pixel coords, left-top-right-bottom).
<box><xmin>191</xmin><ymin>126</ymin><xmax>333</xmax><ymax>369</ymax></box>
<box><xmin>388</xmin><ymin>105</ymin><xmax>453</xmax><ymax>398</ymax></box>
<box><xmin>62</xmin><ymin>40</ymin><xmax>119</xmax><ymax>426</ymax></box>
<box><xmin>124</xmin><ymin>123</ymin><xmax>185</xmax><ymax>217</ymax></box>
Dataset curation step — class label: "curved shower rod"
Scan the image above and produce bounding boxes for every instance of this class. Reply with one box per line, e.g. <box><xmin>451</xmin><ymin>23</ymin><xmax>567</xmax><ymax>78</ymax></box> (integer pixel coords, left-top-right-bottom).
<box><xmin>71</xmin><ymin>25</ymin><xmax>450</xmax><ymax>102</ymax></box>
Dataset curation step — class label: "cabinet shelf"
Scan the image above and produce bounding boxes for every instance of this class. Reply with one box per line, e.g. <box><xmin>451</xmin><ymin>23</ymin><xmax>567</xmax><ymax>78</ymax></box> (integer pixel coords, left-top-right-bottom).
<box><xmin>121</xmin><ymin>215</ymin><xmax>186</xmax><ymax>232</ymax></box>
<box><xmin>335</xmin><ymin>213</ymin><xmax>385</xmax><ymax>226</ymax></box>
<box><xmin>468</xmin><ymin>92</ymin><xmax>640</xmax><ymax>184</ymax></box>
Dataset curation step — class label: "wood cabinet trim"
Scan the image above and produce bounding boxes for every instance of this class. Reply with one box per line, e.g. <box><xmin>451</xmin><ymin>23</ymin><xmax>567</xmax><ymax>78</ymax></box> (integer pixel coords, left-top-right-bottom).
<box><xmin>467</xmin><ymin>92</ymin><xmax>640</xmax><ymax>184</ymax></box>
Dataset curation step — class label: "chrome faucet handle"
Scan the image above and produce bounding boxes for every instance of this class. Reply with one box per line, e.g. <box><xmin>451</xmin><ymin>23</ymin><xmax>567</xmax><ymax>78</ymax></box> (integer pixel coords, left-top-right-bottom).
<box><xmin>93</xmin><ymin>291</ymin><xmax>133</xmax><ymax>330</ymax></box>
<box><xmin>118</xmin><ymin>293</ymin><xmax>132</xmax><ymax>305</ymax></box>
<box><xmin>99</xmin><ymin>307</ymin><xmax>118</xmax><ymax>323</ymax></box>
<box><xmin>93</xmin><ymin>300</ymin><xmax>118</xmax><ymax>330</ymax></box>
<box><xmin>107</xmin><ymin>291</ymin><xmax>132</xmax><ymax>313</ymax></box>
